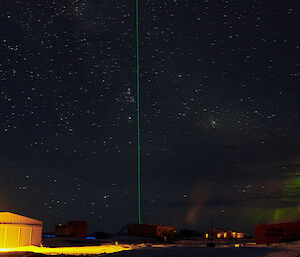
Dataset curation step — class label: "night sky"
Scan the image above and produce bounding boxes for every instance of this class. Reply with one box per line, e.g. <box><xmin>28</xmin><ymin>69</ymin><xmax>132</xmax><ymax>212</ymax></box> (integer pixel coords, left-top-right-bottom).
<box><xmin>0</xmin><ymin>0</ymin><xmax>299</xmax><ymax>234</ymax></box>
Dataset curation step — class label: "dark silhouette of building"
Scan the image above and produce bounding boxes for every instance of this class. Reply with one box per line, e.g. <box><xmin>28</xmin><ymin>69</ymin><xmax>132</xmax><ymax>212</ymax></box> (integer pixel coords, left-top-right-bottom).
<box><xmin>128</xmin><ymin>224</ymin><xmax>176</xmax><ymax>239</ymax></box>
<box><xmin>180</xmin><ymin>228</ymin><xmax>203</xmax><ymax>238</ymax></box>
<box><xmin>55</xmin><ymin>221</ymin><xmax>87</xmax><ymax>238</ymax></box>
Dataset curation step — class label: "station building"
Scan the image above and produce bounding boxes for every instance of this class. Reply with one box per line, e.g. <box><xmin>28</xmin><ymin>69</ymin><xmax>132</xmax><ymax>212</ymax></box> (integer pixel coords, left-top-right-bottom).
<box><xmin>255</xmin><ymin>220</ymin><xmax>300</xmax><ymax>244</ymax></box>
<box><xmin>0</xmin><ymin>212</ymin><xmax>42</xmax><ymax>248</ymax></box>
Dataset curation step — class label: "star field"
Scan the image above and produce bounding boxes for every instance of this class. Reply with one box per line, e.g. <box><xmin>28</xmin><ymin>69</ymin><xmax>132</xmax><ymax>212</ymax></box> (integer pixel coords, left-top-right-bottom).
<box><xmin>0</xmin><ymin>0</ymin><xmax>299</xmax><ymax>233</ymax></box>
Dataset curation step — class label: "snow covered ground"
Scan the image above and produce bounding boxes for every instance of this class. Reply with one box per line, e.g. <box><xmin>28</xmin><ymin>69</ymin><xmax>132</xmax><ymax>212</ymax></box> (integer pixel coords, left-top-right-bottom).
<box><xmin>0</xmin><ymin>238</ymin><xmax>299</xmax><ymax>257</ymax></box>
<box><xmin>110</xmin><ymin>240</ymin><xmax>300</xmax><ymax>257</ymax></box>
<box><xmin>108</xmin><ymin>246</ymin><xmax>298</xmax><ymax>257</ymax></box>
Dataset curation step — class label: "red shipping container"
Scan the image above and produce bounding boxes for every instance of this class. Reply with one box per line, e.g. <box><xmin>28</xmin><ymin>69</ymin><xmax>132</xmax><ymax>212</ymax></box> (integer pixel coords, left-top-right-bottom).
<box><xmin>254</xmin><ymin>220</ymin><xmax>300</xmax><ymax>244</ymax></box>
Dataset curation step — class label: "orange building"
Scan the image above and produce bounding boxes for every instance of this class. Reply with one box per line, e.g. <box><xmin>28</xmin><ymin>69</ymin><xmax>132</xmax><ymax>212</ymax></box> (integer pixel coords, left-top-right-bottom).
<box><xmin>0</xmin><ymin>212</ymin><xmax>43</xmax><ymax>248</ymax></box>
<box><xmin>206</xmin><ymin>229</ymin><xmax>244</xmax><ymax>239</ymax></box>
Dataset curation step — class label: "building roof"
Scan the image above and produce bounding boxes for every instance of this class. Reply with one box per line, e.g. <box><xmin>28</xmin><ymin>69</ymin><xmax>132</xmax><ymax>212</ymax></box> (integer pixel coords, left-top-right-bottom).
<box><xmin>0</xmin><ymin>212</ymin><xmax>42</xmax><ymax>225</ymax></box>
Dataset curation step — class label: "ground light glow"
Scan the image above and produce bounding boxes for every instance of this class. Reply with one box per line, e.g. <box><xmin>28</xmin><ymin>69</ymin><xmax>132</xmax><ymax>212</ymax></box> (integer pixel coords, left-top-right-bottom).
<box><xmin>0</xmin><ymin>244</ymin><xmax>134</xmax><ymax>255</ymax></box>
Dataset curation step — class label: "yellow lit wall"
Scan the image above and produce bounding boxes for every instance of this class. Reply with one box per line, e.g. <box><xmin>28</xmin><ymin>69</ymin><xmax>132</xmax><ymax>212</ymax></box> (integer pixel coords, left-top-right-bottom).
<box><xmin>0</xmin><ymin>212</ymin><xmax>42</xmax><ymax>248</ymax></box>
<box><xmin>237</xmin><ymin>233</ymin><xmax>244</xmax><ymax>238</ymax></box>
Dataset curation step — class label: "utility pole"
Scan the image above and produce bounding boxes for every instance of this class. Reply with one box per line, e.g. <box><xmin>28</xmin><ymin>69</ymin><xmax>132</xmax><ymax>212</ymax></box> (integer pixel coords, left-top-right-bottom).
<box><xmin>210</xmin><ymin>216</ymin><xmax>214</xmax><ymax>239</ymax></box>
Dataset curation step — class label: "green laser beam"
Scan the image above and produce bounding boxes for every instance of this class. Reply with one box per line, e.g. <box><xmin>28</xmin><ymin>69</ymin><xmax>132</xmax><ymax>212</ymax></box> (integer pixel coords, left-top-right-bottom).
<box><xmin>136</xmin><ymin>0</ymin><xmax>141</xmax><ymax>224</ymax></box>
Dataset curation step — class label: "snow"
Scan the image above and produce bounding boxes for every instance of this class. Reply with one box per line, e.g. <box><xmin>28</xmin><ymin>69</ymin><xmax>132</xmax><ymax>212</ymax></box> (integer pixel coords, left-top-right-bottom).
<box><xmin>0</xmin><ymin>239</ymin><xmax>299</xmax><ymax>257</ymax></box>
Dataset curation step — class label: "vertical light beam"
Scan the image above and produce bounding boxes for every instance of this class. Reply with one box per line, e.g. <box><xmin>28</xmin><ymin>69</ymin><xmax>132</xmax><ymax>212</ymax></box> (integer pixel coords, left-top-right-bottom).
<box><xmin>136</xmin><ymin>0</ymin><xmax>141</xmax><ymax>224</ymax></box>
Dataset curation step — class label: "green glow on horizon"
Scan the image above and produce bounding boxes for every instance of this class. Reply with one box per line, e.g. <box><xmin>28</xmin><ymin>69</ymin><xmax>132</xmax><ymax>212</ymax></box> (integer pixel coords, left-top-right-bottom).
<box><xmin>136</xmin><ymin>0</ymin><xmax>141</xmax><ymax>224</ymax></box>
<box><xmin>292</xmin><ymin>177</ymin><xmax>300</xmax><ymax>187</ymax></box>
<box><xmin>273</xmin><ymin>207</ymin><xmax>299</xmax><ymax>222</ymax></box>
